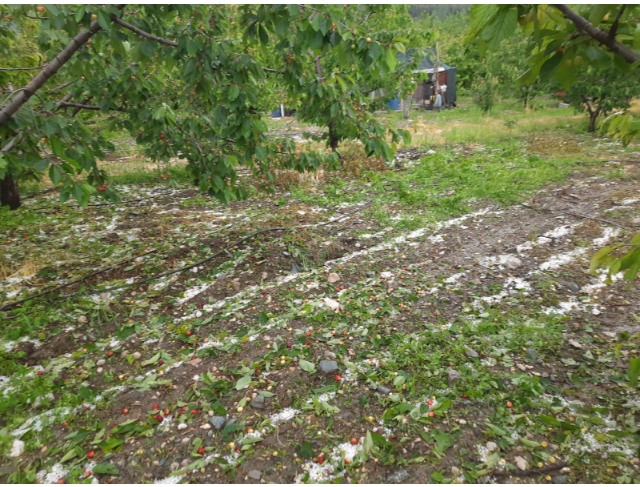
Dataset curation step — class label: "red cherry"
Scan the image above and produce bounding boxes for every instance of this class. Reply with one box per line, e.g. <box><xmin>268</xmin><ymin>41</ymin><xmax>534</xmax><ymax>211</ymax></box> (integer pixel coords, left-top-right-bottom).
<box><xmin>137</xmin><ymin>132</ymin><xmax>142</xmax><ymax>137</ymax></box>
<box><xmin>256</xmin><ymin>369</ymin><xmax>261</xmax><ymax>374</ymax></box>
<box><xmin>428</xmin><ymin>411</ymin><xmax>435</xmax><ymax>418</ymax></box>
<box><xmin>122</xmin><ymin>408</ymin><xmax>129</xmax><ymax>415</ymax></box>
<box><xmin>286</xmin><ymin>343</ymin><xmax>292</xmax><ymax>349</ymax></box>
<box><xmin>164</xmin><ymin>408</ymin><xmax>170</xmax><ymax>415</ymax></box>
<box><xmin>350</xmin><ymin>438</ymin><xmax>357</xmax><ymax>445</ymax></box>
<box><xmin>506</xmin><ymin>401</ymin><xmax>513</xmax><ymax>408</ymax></box>
<box><xmin>87</xmin><ymin>451</ymin><xmax>95</xmax><ymax>459</ymax></box>
<box><xmin>62</xmin><ymin>422</ymin><xmax>68</xmax><ymax>428</ymax></box>
<box><xmin>158</xmin><ymin>360</ymin><xmax>164</xmax><ymax>366</ymax></box>
<box><xmin>37</xmin><ymin>371</ymin><xmax>44</xmax><ymax>376</ymax></box>
<box><xmin>107</xmin><ymin>351</ymin><xmax>113</xmax><ymax>357</ymax></box>
<box><xmin>335</xmin><ymin>375</ymin><xmax>341</xmax><ymax>382</ymax></box>
<box><xmin>305</xmin><ymin>341</ymin><xmax>311</xmax><ymax>346</ymax></box>
<box><xmin>154</xmin><ymin>414</ymin><xmax>163</xmax><ymax>422</ymax></box>
<box><xmin>159</xmin><ymin>134</ymin><xmax>165</xmax><ymax>139</ymax></box>
<box><xmin>191</xmin><ymin>409</ymin><xmax>198</xmax><ymax>415</ymax></box>
<box><xmin>261</xmin><ymin>290</ymin><xmax>266</xmax><ymax>295</ymax></box>
<box><xmin>153</xmin><ymin>404</ymin><xmax>159</xmax><ymax>410</ymax></box>
<box><xmin>306</xmin><ymin>331</ymin><xmax>312</xmax><ymax>337</ymax></box>
<box><xmin>197</xmin><ymin>447</ymin><xmax>205</xmax><ymax>454</ymax></box>
<box><xmin>197</xmin><ymin>304</ymin><xmax>203</xmax><ymax>309</ymax></box>
<box><xmin>427</xmin><ymin>400</ymin><xmax>433</xmax><ymax>406</ymax></box>
<box><xmin>191</xmin><ymin>355</ymin><xmax>196</xmax><ymax>360</ymax></box>
<box><xmin>186</xmin><ymin>331</ymin><xmax>192</xmax><ymax>336</ymax></box>
<box><xmin>57</xmin><ymin>480</ymin><xmax>65</xmax><ymax>484</ymax></box>
<box><xmin>235</xmin><ymin>448</ymin><xmax>241</xmax><ymax>454</ymax></box>
<box><xmin>317</xmin><ymin>456</ymin><xmax>325</xmax><ymax>464</ymax></box>
<box><xmin>167</xmin><ymin>304</ymin><xmax>173</xmax><ymax>309</ymax></box>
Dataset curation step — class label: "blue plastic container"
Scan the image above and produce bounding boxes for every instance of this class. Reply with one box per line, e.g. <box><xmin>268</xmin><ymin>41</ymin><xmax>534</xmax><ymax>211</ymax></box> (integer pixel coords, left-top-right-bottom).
<box><xmin>386</xmin><ymin>98</ymin><xmax>400</xmax><ymax>110</ymax></box>
<box><xmin>271</xmin><ymin>109</ymin><xmax>282</xmax><ymax>118</ymax></box>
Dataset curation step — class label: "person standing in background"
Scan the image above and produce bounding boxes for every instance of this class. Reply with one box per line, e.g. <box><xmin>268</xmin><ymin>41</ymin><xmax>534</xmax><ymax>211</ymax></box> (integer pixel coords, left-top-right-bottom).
<box><xmin>434</xmin><ymin>90</ymin><xmax>442</xmax><ymax>112</ymax></box>
<box><xmin>441</xmin><ymin>83</ymin><xmax>447</xmax><ymax>107</ymax></box>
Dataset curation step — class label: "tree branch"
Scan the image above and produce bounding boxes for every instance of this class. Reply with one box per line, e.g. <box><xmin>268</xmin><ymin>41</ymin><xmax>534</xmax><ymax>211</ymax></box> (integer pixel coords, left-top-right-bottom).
<box><xmin>0</xmin><ymin>134</ymin><xmax>20</xmax><ymax>154</ymax></box>
<box><xmin>109</xmin><ymin>14</ymin><xmax>179</xmax><ymax>47</ymax></box>
<box><xmin>552</xmin><ymin>4</ymin><xmax>640</xmax><ymax>64</ymax></box>
<box><xmin>0</xmin><ymin>5</ymin><xmax>126</xmax><ymax>129</ymax></box>
<box><xmin>0</xmin><ymin>65</ymin><xmax>46</xmax><ymax>71</ymax></box>
<box><xmin>608</xmin><ymin>5</ymin><xmax>626</xmax><ymax>40</ymax></box>
<box><xmin>58</xmin><ymin>101</ymin><xmax>128</xmax><ymax>113</ymax></box>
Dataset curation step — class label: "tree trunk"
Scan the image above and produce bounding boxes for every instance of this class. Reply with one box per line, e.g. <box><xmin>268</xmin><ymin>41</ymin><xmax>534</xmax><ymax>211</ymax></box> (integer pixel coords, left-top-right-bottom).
<box><xmin>0</xmin><ymin>174</ymin><xmax>21</xmax><ymax>210</ymax></box>
<box><xmin>588</xmin><ymin>110</ymin><xmax>599</xmax><ymax>132</ymax></box>
<box><xmin>328</xmin><ymin>120</ymin><xmax>339</xmax><ymax>151</ymax></box>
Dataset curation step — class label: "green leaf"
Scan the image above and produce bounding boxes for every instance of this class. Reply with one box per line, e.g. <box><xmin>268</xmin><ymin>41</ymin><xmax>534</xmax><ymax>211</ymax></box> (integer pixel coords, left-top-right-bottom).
<box><xmin>386</xmin><ymin>49</ymin><xmax>397</xmax><ymax>72</ymax></box>
<box><xmin>628</xmin><ymin>357</ymin><xmax>640</xmax><ymax>387</ymax></box>
<box><xmin>92</xmin><ymin>463</ymin><xmax>120</xmax><ymax>476</ymax></box>
<box><xmin>59</xmin><ymin>449</ymin><xmax>78</xmax><ymax>463</ymax></box>
<box><xmin>393</xmin><ymin>375</ymin><xmax>405</xmax><ymax>388</ymax></box>
<box><xmin>258</xmin><ymin>390</ymin><xmax>275</xmax><ymax>397</ymax></box>
<box><xmin>299</xmin><ymin>359</ymin><xmax>316</xmax><ymax>374</ymax></box>
<box><xmin>228</xmin><ymin>85</ymin><xmax>240</xmax><ymax>101</ymax></box>
<box><xmin>141</xmin><ymin>40</ymin><xmax>156</xmax><ymax>57</ymax></box>
<box><xmin>96</xmin><ymin>10</ymin><xmax>112</xmax><ymax>33</ymax></box>
<box><xmin>298</xmin><ymin>440</ymin><xmax>313</xmax><ymax>458</ymax></box>
<box><xmin>235</xmin><ymin>375</ymin><xmax>252</xmax><ymax>390</ymax></box>
<box><xmin>142</xmin><ymin>352</ymin><xmax>161</xmax><ymax>366</ymax></box>
<box><xmin>363</xmin><ymin>431</ymin><xmax>374</xmax><ymax>452</ymax></box>
<box><xmin>187</xmin><ymin>40</ymin><xmax>198</xmax><ymax>56</ymax></box>
<box><xmin>431</xmin><ymin>471</ymin><xmax>444</xmax><ymax>483</ymax></box>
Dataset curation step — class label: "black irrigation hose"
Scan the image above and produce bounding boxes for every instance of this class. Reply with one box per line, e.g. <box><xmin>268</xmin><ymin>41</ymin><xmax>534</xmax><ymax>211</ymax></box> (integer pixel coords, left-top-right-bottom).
<box><xmin>0</xmin><ymin>248</ymin><xmax>160</xmax><ymax>311</ymax></box>
<box><xmin>1</xmin><ymin>200</ymin><xmax>371</xmax><ymax>311</ymax></box>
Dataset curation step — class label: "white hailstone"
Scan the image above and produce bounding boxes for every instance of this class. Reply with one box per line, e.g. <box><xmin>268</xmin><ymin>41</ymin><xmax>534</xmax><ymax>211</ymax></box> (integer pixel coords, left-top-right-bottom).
<box><xmin>10</xmin><ymin>440</ymin><xmax>24</xmax><ymax>457</ymax></box>
<box><xmin>132</xmin><ymin>352</ymin><xmax>142</xmax><ymax>360</ymax></box>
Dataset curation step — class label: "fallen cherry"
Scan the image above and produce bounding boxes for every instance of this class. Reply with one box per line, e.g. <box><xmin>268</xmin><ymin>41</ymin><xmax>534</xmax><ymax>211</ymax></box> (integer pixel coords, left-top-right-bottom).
<box><xmin>107</xmin><ymin>351</ymin><xmax>113</xmax><ymax>357</ymax></box>
<box><xmin>197</xmin><ymin>304</ymin><xmax>203</xmax><ymax>309</ymax></box>
<box><xmin>317</xmin><ymin>456</ymin><xmax>325</xmax><ymax>464</ymax></box>
<box><xmin>428</xmin><ymin>411</ymin><xmax>435</xmax><ymax>418</ymax></box>
<box><xmin>197</xmin><ymin>447</ymin><xmax>205</xmax><ymax>455</ymax></box>
<box><xmin>286</xmin><ymin>343</ymin><xmax>292</xmax><ymax>349</ymax></box>
<box><xmin>164</xmin><ymin>408</ymin><xmax>170</xmax><ymax>415</ymax></box>
<box><xmin>506</xmin><ymin>401</ymin><xmax>513</xmax><ymax>408</ymax></box>
<box><xmin>191</xmin><ymin>355</ymin><xmax>196</xmax><ymax>360</ymax></box>
<box><xmin>62</xmin><ymin>422</ymin><xmax>68</xmax><ymax>428</ymax></box>
<box><xmin>305</xmin><ymin>341</ymin><xmax>311</xmax><ymax>346</ymax></box>
<box><xmin>154</xmin><ymin>414</ymin><xmax>164</xmax><ymax>422</ymax></box>
<box><xmin>186</xmin><ymin>331</ymin><xmax>192</xmax><ymax>336</ymax></box>
<box><xmin>235</xmin><ymin>448</ymin><xmax>241</xmax><ymax>454</ymax></box>
<box><xmin>427</xmin><ymin>400</ymin><xmax>433</xmax><ymax>406</ymax></box>
<box><xmin>158</xmin><ymin>360</ymin><xmax>164</xmax><ymax>366</ymax></box>
<box><xmin>335</xmin><ymin>375</ymin><xmax>341</xmax><ymax>382</ymax></box>
<box><xmin>153</xmin><ymin>404</ymin><xmax>159</xmax><ymax>410</ymax></box>
<box><xmin>37</xmin><ymin>371</ymin><xmax>44</xmax><ymax>376</ymax></box>
<box><xmin>255</xmin><ymin>369</ymin><xmax>261</xmax><ymax>374</ymax></box>
<box><xmin>122</xmin><ymin>408</ymin><xmax>129</xmax><ymax>415</ymax></box>
<box><xmin>57</xmin><ymin>479</ymin><xmax>65</xmax><ymax>484</ymax></box>
<box><xmin>350</xmin><ymin>438</ymin><xmax>358</xmax><ymax>445</ymax></box>
<box><xmin>191</xmin><ymin>409</ymin><xmax>198</xmax><ymax>415</ymax></box>
<box><xmin>87</xmin><ymin>451</ymin><xmax>95</xmax><ymax>459</ymax></box>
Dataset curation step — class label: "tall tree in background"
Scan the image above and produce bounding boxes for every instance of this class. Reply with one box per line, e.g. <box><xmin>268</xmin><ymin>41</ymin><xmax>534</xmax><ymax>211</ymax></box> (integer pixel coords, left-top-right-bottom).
<box><xmin>567</xmin><ymin>65</ymin><xmax>640</xmax><ymax>132</ymax></box>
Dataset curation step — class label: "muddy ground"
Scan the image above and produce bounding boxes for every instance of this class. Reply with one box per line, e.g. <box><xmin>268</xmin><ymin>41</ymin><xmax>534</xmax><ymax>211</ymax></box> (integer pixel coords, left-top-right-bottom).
<box><xmin>1</xmin><ymin>153</ymin><xmax>639</xmax><ymax>484</ymax></box>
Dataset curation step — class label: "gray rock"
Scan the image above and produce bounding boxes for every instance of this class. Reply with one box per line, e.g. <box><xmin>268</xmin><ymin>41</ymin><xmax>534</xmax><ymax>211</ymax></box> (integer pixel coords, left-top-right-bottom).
<box><xmin>377</xmin><ymin>385</ymin><xmax>391</xmax><ymax>394</ymax></box>
<box><xmin>248</xmin><ymin>470</ymin><xmax>262</xmax><ymax>480</ymax></box>
<box><xmin>550</xmin><ymin>374</ymin><xmax>557</xmax><ymax>381</ymax></box>
<box><xmin>250</xmin><ymin>395</ymin><xmax>266</xmax><ymax>409</ymax></box>
<box><xmin>209</xmin><ymin>416</ymin><xmax>227</xmax><ymax>430</ymax></box>
<box><xmin>566</xmin><ymin>282</ymin><xmax>580</xmax><ymax>293</ymax></box>
<box><xmin>318</xmin><ymin>360</ymin><xmax>339</xmax><ymax>374</ymax></box>
<box><xmin>159</xmin><ymin>458</ymin><xmax>166</xmax><ymax>466</ymax></box>
<box><xmin>526</xmin><ymin>348</ymin><xmax>537</xmax><ymax>361</ymax></box>
<box><xmin>553</xmin><ymin>475</ymin><xmax>569</xmax><ymax>484</ymax></box>
<box><xmin>465</xmin><ymin>346</ymin><xmax>479</xmax><ymax>358</ymax></box>
<box><xmin>324</xmin><ymin>350</ymin><xmax>337</xmax><ymax>360</ymax></box>
<box><xmin>447</xmin><ymin>369</ymin><xmax>461</xmax><ymax>384</ymax></box>
<box><xmin>387</xmin><ymin>468</ymin><xmax>409</xmax><ymax>483</ymax></box>
<box><xmin>336</xmin><ymin>411</ymin><xmax>352</xmax><ymax>419</ymax></box>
